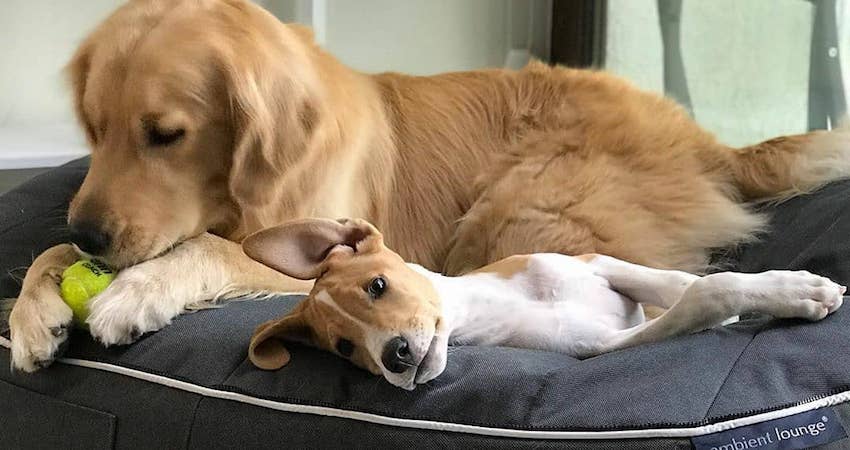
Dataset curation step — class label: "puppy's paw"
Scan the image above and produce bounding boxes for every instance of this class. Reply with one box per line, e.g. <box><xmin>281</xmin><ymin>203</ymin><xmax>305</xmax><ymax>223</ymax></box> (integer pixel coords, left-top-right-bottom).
<box><xmin>9</xmin><ymin>293</ymin><xmax>73</xmax><ymax>372</ymax></box>
<box><xmin>761</xmin><ymin>270</ymin><xmax>845</xmax><ymax>320</ymax></box>
<box><xmin>86</xmin><ymin>269</ymin><xmax>180</xmax><ymax>346</ymax></box>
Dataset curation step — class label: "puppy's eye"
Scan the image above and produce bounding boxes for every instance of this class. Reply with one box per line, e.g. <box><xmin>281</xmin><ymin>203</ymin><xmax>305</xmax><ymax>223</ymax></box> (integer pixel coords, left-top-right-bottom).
<box><xmin>365</xmin><ymin>276</ymin><xmax>387</xmax><ymax>299</ymax></box>
<box><xmin>336</xmin><ymin>338</ymin><xmax>354</xmax><ymax>357</ymax></box>
<box><xmin>145</xmin><ymin>125</ymin><xmax>185</xmax><ymax>147</ymax></box>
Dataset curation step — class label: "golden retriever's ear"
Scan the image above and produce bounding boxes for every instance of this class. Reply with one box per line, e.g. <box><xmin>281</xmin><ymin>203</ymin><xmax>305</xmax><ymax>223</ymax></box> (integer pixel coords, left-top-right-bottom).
<box><xmin>249</xmin><ymin>308</ymin><xmax>313</xmax><ymax>370</ymax></box>
<box><xmin>242</xmin><ymin>218</ymin><xmax>383</xmax><ymax>279</ymax></box>
<box><xmin>222</xmin><ymin>43</ymin><xmax>318</xmax><ymax>210</ymax></box>
<box><xmin>66</xmin><ymin>44</ymin><xmax>95</xmax><ymax>143</ymax></box>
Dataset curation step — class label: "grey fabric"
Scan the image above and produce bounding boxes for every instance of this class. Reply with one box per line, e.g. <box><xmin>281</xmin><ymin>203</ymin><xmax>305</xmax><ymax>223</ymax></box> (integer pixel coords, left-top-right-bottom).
<box><xmin>0</xmin><ymin>379</ymin><xmax>116</xmax><ymax>450</ymax></box>
<box><xmin>2</xmin><ymin>158</ymin><xmax>850</xmax><ymax>449</ymax></box>
<box><xmin>0</xmin><ymin>157</ymin><xmax>87</xmax><ymax>300</ymax></box>
<box><xmin>716</xmin><ymin>179</ymin><xmax>850</xmax><ymax>285</ymax></box>
<box><xmin>53</xmin><ymin>295</ymin><xmax>850</xmax><ymax>430</ymax></box>
<box><xmin>0</xmin><ymin>355</ymin><xmax>204</xmax><ymax>449</ymax></box>
<box><xmin>188</xmin><ymin>397</ymin><xmax>698</xmax><ymax>449</ymax></box>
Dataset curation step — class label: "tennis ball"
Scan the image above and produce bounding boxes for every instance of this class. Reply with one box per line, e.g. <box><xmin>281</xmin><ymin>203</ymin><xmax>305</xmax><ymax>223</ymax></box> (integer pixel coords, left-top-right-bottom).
<box><xmin>60</xmin><ymin>259</ymin><xmax>116</xmax><ymax>326</ymax></box>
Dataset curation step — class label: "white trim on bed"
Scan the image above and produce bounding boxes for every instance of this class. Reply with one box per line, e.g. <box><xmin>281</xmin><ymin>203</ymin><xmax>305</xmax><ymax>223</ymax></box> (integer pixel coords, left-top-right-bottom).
<box><xmin>1</xmin><ymin>335</ymin><xmax>848</xmax><ymax>441</ymax></box>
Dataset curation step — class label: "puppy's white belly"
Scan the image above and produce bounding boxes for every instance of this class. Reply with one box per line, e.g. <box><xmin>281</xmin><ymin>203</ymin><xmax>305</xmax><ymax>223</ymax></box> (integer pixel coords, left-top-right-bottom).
<box><xmin>500</xmin><ymin>291</ymin><xmax>644</xmax><ymax>356</ymax></box>
<box><xmin>523</xmin><ymin>253</ymin><xmax>645</xmax><ymax>328</ymax></box>
<box><xmin>451</xmin><ymin>254</ymin><xmax>646</xmax><ymax>356</ymax></box>
<box><xmin>546</xmin><ymin>281</ymin><xmax>644</xmax><ymax>330</ymax></box>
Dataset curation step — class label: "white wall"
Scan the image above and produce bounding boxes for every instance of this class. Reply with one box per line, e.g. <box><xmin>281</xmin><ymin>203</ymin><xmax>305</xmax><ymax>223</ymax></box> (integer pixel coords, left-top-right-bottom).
<box><xmin>263</xmin><ymin>0</ymin><xmax>553</xmax><ymax>74</ymax></box>
<box><xmin>255</xmin><ymin>0</ymin><xmax>297</xmax><ymax>23</ymax></box>
<box><xmin>319</xmin><ymin>0</ymin><xmax>553</xmax><ymax>74</ymax></box>
<box><xmin>6</xmin><ymin>0</ymin><xmax>844</xmax><ymax>152</ymax></box>
<box><xmin>1</xmin><ymin>0</ymin><xmax>544</xmax><ymax>132</ymax></box>
<box><xmin>322</xmin><ymin>0</ymin><xmax>510</xmax><ymax>75</ymax></box>
<box><xmin>262</xmin><ymin>0</ymin><xmax>513</xmax><ymax>74</ymax></box>
<box><xmin>0</xmin><ymin>0</ymin><xmax>121</xmax><ymax>128</ymax></box>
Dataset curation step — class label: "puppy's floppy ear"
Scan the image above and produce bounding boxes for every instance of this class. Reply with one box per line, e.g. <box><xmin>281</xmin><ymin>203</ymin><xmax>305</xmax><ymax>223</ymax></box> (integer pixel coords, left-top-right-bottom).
<box><xmin>249</xmin><ymin>307</ymin><xmax>313</xmax><ymax>370</ymax></box>
<box><xmin>242</xmin><ymin>218</ymin><xmax>383</xmax><ymax>280</ymax></box>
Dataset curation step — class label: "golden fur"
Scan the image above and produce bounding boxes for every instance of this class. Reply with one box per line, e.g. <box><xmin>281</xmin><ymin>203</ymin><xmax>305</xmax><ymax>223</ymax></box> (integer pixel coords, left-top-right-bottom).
<box><xmin>9</xmin><ymin>0</ymin><xmax>850</xmax><ymax>371</ymax></box>
<box><xmin>63</xmin><ymin>0</ymin><xmax>846</xmax><ymax>273</ymax></box>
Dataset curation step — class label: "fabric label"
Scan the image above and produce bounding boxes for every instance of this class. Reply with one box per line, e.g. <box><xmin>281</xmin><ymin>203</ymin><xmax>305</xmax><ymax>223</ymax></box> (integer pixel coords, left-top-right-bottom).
<box><xmin>692</xmin><ymin>407</ymin><xmax>847</xmax><ymax>450</ymax></box>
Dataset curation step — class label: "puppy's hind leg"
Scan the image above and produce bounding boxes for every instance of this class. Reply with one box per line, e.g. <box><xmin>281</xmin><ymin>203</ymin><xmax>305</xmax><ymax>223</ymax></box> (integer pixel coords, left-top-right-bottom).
<box><xmin>586</xmin><ymin>254</ymin><xmax>699</xmax><ymax>309</ymax></box>
<box><xmin>594</xmin><ymin>270</ymin><xmax>845</xmax><ymax>355</ymax></box>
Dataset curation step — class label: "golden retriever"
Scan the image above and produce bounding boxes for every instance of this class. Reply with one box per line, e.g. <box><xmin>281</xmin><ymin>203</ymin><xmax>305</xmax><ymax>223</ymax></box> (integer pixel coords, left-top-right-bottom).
<box><xmin>8</xmin><ymin>0</ymin><xmax>850</xmax><ymax>372</ymax></box>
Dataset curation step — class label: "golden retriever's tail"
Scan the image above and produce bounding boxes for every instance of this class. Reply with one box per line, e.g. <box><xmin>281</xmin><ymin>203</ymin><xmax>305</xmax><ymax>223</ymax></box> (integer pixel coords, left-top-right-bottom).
<box><xmin>729</xmin><ymin>124</ymin><xmax>850</xmax><ymax>200</ymax></box>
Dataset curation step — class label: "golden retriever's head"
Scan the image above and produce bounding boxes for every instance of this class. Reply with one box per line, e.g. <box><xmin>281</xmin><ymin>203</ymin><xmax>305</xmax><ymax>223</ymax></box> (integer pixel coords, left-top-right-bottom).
<box><xmin>66</xmin><ymin>0</ymin><xmax>322</xmax><ymax>267</ymax></box>
<box><xmin>242</xmin><ymin>218</ymin><xmax>447</xmax><ymax>390</ymax></box>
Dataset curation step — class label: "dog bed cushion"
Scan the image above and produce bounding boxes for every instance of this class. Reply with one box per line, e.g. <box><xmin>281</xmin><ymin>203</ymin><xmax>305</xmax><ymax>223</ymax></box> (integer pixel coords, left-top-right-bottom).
<box><xmin>1</xmin><ymin>158</ymin><xmax>849</xmax><ymax>449</ymax></box>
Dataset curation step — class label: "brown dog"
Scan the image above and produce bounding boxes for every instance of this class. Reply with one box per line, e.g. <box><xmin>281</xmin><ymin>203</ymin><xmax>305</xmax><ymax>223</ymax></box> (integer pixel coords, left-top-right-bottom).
<box><xmin>8</xmin><ymin>0</ymin><xmax>850</xmax><ymax>372</ymax></box>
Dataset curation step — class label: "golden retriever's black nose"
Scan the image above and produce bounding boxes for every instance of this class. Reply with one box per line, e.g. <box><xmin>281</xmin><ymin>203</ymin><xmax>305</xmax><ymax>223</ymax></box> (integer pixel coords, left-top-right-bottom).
<box><xmin>381</xmin><ymin>336</ymin><xmax>415</xmax><ymax>373</ymax></box>
<box><xmin>69</xmin><ymin>221</ymin><xmax>112</xmax><ymax>255</ymax></box>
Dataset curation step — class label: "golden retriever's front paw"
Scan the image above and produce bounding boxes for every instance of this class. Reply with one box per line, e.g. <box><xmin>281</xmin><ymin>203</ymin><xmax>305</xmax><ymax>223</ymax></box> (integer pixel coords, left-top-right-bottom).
<box><xmin>9</xmin><ymin>293</ymin><xmax>74</xmax><ymax>372</ymax></box>
<box><xmin>86</xmin><ymin>270</ymin><xmax>181</xmax><ymax>346</ymax></box>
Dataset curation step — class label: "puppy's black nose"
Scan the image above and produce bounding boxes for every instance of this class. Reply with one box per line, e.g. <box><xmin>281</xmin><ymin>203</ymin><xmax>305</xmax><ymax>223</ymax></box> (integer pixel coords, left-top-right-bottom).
<box><xmin>381</xmin><ymin>336</ymin><xmax>415</xmax><ymax>374</ymax></box>
<box><xmin>69</xmin><ymin>221</ymin><xmax>111</xmax><ymax>255</ymax></box>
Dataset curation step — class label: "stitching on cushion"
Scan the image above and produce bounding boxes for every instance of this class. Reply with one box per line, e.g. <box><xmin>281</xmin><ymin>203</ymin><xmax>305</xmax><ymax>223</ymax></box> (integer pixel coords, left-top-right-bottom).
<box><xmin>218</xmin><ymin>356</ymin><xmax>251</xmax><ymax>386</ymax></box>
<box><xmin>787</xmin><ymin>208</ymin><xmax>849</xmax><ymax>269</ymax></box>
<box><xmin>183</xmin><ymin>396</ymin><xmax>205</xmax><ymax>449</ymax></box>
<box><xmin>701</xmin><ymin>330</ymin><xmax>761</xmax><ymax>420</ymax></box>
<box><xmin>522</xmin><ymin>365</ymin><xmax>562</xmax><ymax>426</ymax></box>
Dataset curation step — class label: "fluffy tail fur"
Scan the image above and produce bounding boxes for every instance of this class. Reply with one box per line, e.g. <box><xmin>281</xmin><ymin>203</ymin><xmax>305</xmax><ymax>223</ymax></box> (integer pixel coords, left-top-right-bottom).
<box><xmin>730</xmin><ymin>125</ymin><xmax>850</xmax><ymax>200</ymax></box>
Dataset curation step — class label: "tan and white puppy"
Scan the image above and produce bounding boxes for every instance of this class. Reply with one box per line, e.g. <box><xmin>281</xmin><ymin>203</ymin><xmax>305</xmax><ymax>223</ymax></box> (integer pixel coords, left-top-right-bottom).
<box><xmin>243</xmin><ymin>218</ymin><xmax>845</xmax><ymax>390</ymax></box>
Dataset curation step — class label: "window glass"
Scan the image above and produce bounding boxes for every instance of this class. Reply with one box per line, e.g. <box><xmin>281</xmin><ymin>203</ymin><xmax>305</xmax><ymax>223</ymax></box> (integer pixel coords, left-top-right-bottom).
<box><xmin>605</xmin><ymin>0</ymin><xmax>847</xmax><ymax>147</ymax></box>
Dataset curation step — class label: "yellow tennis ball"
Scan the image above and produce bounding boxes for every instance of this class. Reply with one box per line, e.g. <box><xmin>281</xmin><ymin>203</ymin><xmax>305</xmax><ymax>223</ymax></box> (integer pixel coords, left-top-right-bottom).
<box><xmin>60</xmin><ymin>259</ymin><xmax>116</xmax><ymax>326</ymax></box>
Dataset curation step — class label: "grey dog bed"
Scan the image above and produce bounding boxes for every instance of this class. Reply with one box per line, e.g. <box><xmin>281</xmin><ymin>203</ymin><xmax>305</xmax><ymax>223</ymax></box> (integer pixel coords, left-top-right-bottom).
<box><xmin>1</xmin><ymin>158</ymin><xmax>849</xmax><ymax>449</ymax></box>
